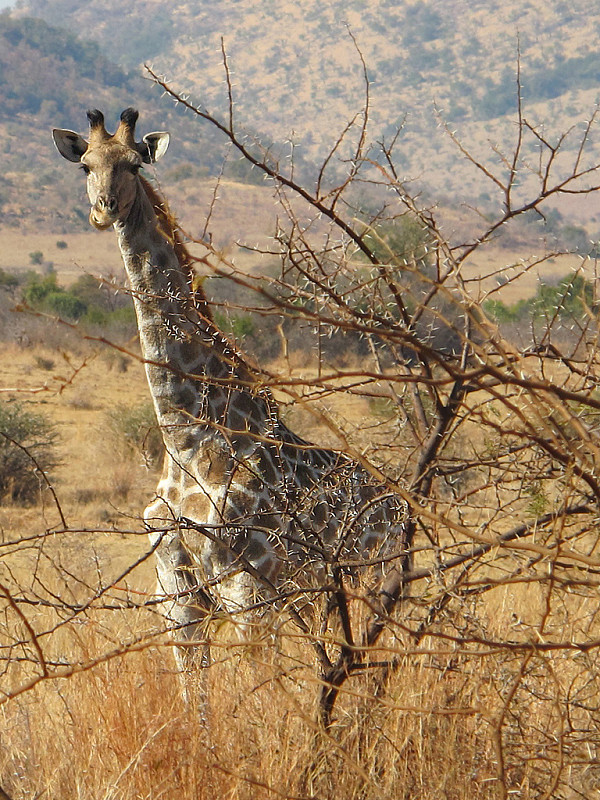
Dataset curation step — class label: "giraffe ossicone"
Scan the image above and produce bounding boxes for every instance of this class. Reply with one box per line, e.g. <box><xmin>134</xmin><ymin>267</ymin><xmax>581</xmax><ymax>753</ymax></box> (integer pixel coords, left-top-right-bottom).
<box><xmin>52</xmin><ymin>108</ymin><xmax>409</xmax><ymax>675</ymax></box>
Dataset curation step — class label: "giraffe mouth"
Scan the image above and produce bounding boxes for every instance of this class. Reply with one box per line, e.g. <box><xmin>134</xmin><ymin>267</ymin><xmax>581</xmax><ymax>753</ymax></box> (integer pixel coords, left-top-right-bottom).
<box><xmin>89</xmin><ymin>208</ymin><xmax>117</xmax><ymax>230</ymax></box>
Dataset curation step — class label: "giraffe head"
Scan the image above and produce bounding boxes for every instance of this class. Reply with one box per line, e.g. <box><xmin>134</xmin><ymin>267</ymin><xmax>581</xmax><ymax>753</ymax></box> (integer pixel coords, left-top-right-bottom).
<box><xmin>52</xmin><ymin>108</ymin><xmax>170</xmax><ymax>230</ymax></box>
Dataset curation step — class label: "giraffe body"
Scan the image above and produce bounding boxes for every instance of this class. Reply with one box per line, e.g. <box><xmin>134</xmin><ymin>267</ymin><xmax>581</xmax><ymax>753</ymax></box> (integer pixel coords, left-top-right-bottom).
<box><xmin>53</xmin><ymin>109</ymin><xmax>407</xmax><ymax>665</ymax></box>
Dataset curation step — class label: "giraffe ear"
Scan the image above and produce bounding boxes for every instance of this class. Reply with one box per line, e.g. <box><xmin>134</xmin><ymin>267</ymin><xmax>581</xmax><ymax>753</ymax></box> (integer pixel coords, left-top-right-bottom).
<box><xmin>140</xmin><ymin>131</ymin><xmax>170</xmax><ymax>163</ymax></box>
<box><xmin>52</xmin><ymin>129</ymin><xmax>89</xmax><ymax>162</ymax></box>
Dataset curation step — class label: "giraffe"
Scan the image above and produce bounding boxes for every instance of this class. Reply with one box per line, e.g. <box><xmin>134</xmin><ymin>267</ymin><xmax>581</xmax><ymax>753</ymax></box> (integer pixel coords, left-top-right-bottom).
<box><xmin>52</xmin><ymin>108</ymin><xmax>408</xmax><ymax>676</ymax></box>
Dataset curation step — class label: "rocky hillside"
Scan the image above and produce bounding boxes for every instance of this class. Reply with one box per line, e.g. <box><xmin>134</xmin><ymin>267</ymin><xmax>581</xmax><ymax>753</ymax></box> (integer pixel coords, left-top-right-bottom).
<box><xmin>11</xmin><ymin>0</ymin><xmax>600</xmax><ymax>199</ymax></box>
<box><xmin>3</xmin><ymin>0</ymin><xmax>600</xmax><ymax>234</ymax></box>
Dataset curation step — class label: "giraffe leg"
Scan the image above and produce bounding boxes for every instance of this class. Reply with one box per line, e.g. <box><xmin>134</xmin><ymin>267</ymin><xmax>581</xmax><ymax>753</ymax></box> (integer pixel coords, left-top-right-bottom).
<box><xmin>174</xmin><ymin>631</ymin><xmax>211</xmax><ymax>720</ymax></box>
<box><xmin>160</xmin><ymin>593</ymin><xmax>212</xmax><ymax>724</ymax></box>
<box><xmin>151</xmin><ymin>529</ymin><xmax>215</xmax><ymax>716</ymax></box>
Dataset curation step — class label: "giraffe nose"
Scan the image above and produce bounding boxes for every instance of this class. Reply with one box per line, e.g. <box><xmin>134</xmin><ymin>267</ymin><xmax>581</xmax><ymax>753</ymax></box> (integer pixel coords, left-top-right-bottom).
<box><xmin>90</xmin><ymin>194</ymin><xmax>120</xmax><ymax>229</ymax></box>
<box><xmin>97</xmin><ymin>194</ymin><xmax>118</xmax><ymax>213</ymax></box>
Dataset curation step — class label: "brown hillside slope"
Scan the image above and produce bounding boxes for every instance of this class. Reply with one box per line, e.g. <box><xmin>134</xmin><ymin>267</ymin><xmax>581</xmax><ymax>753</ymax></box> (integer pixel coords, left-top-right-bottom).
<box><xmin>14</xmin><ymin>0</ymin><xmax>600</xmax><ymax>209</ymax></box>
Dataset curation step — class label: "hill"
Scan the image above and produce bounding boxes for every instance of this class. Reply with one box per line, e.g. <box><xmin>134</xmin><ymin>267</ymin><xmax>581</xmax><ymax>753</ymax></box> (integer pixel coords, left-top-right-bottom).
<box><xmin>0</xmin><ymin>13</ymin><xmax>131</xmax><ymax>122</ymax></box>
<box><xmin>10</xmin><ymin>0</ymin><xmax>600</xmax><ymax>217</ymax></box>
<box><xmin>2</xmin><ymin>0</ymin><xmax>600</xmax><ymax>247</ymax></box>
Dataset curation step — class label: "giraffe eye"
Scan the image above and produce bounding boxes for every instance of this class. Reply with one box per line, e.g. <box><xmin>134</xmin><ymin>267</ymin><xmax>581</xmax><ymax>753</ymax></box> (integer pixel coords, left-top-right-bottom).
<box><xmin>80</xmin><ymin>164</ymin><xmax>91</xmax><ymax>175</ymax></box>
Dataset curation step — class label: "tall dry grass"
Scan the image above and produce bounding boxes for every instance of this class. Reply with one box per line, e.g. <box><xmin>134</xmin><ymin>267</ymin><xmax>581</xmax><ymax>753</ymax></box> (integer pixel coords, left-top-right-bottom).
<box><xmin>0</xmin><ymin>630</ymin><xmax>489</xmax><ymax>800</ymax></box>
<box><xmin>0</xmin><ymin>558</ymin><xmax>599</xmax><ymax>800</ymax></box>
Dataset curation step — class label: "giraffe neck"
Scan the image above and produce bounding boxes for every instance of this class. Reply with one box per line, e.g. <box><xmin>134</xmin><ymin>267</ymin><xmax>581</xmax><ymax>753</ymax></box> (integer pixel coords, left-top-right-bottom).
<box><xmin>114</xmin><ymin>176</ymin><xmax>272</xmax><ymax>458</ymax></box>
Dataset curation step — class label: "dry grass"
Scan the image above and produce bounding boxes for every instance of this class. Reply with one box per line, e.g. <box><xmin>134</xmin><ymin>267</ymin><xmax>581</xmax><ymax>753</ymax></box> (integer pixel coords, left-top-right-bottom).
<box><xmin>1</xmin><ymin>459</ymin><xmax>599</xmax><ymax>800</ymax></box>
<box><xmin>1</xmin><ymin>580</ymin><xmax>598</xmax><ymax>799</ymax></box>
<box><xmin>0</xmin><ymin>622</ymin><xmax>486</xmax><ymax>799</ymax></box>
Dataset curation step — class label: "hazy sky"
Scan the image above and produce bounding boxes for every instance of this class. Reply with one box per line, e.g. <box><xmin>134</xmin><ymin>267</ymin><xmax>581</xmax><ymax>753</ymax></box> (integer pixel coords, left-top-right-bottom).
<box><xmin>0</xmin><ymin>0</ymin><xmax>14</xmax><ymax>8</ymax></box>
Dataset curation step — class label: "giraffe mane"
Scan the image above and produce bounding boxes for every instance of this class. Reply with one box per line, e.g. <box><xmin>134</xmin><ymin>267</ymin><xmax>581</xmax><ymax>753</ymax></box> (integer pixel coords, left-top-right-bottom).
<box><xmin>138</xmin><ymin>176</ymin><xmax>264</xmax><ymax>383</ymax></box>
<box><xmin>139</xmin><ymin>175</ymin><xmax>213</xmax><ymax>321</ymax></box>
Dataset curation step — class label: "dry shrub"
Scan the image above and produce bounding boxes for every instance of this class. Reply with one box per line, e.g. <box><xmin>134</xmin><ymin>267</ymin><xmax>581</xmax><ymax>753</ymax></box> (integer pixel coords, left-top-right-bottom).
<box><xmin>100</xmin><ymin>349</ymin><xmax>131</xmax><ymax>373</ymax></box>
<box><xmin>103</xmin><ymin>402</ymin><xmax>164</xmax><ymax>470</ymax></box>
<box><xmin>33</xmin><ymin>355</ymin><xmax>54</xmax><ymax>372</ymax></box>
<box><xmin>67</xmin><ymin>390</ymin><xmax>97</xmax><ymax>411</ymax></box>
<box><xmin>106</xmin><ymin>459</ymin><xmax>137</xmax><ymax>502</ymax></box>
<box><xmin>84</xmin><ymin>401</ymin><xmax>165</xmax><ymax>502</ymax></box>
<box><xmin>0</xmin><ymin>400</ymin><xmax>58</xmax><ymax>504</ymax></box>
<box><xmin>1</xmin><ymin>536</ymin><xmax>600</xmax><ymax>800</ymax></box>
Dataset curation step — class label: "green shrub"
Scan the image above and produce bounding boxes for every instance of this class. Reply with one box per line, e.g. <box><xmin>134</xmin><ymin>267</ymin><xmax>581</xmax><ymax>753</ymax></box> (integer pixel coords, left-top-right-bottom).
<box><xmin>214</xmin><ymin>311</ymin><xmax>256</xmax><ymax>341</ymax></box>
<box><xmin>484</xmin><ymin>298</ymin><xmax>531</xmax><ymax>323</ymax></box>
<box><xmin>22</xmin><ymin>272</ymin><xmax>136</xmax><ymax>329</ymax></box>
<box><xmin>45</xmin><ymin>291</ymin><xmax>87</xmax><ymax>320</ymax></box>
<box><xmin>364</xmin><ymin>216</ymin><xmax>432</xmax><ymax>268</ymax></box>
<box><xmin>84</xmin><ymin>304</ymin><xmax>136</xmax><ymax>329</ymax></box>
<box><xmin>485</xmin><ymin>274</ymin><xmax>597</xmax><ymax>324</ymax></box>
<box><xmin>0</xmin><ymin>268</ymin><xmax>19</xmax><ymax>291</ymax></box>
<box><xmin>69</xmin><ymin>274</ymin><xmax>112</xmax><ymax>311</ymax></box>
<box><xmin>23</xmin><ymin>272</ymin><xmax>58</xmax><ymax>305</ymax></box>
<box><xmin>0</xmin><ymin>401</ymin><xmax>59</xmax><ymax>504</ymax></box>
